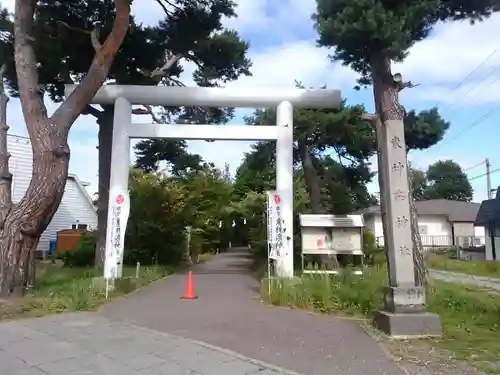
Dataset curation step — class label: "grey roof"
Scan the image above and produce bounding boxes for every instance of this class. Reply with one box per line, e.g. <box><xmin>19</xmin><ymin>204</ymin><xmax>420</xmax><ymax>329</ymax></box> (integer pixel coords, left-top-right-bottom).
<box><xmin>68</xmin><ymin>173</ymin><xmax>97</xmax><ymax>213</ymax></box>
<box><xmin>475</xmin><ymin>188</ymin><xmax>500</xmax><ymax>225</ymax></box>
<box><xmin>357</xmin><ymin>199</ymin><xmax>480</xmax><ymax>223</ymax></box>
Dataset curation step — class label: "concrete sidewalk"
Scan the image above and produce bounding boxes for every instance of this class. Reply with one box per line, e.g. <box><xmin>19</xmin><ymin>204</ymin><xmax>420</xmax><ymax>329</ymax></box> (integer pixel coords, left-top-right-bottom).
<box><xmin>100</xmin><ymin>248</ymin><xmax>404</xmax><ymax>375</ymax></box>
<box><xmin>0</xmin><ymin>313</ymin><xmax>299</xmax><ymax>375</ymax></box>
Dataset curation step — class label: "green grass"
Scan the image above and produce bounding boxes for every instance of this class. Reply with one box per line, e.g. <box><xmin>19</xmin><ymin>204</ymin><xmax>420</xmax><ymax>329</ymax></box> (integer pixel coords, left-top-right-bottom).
<box><xmin>427</xmin><ymin>254</ymin><xmax>500</xmax><ymax>279</ymax></box>
<box><xmin>261</xmin><ymin>266</ymin><xmax>500</xmax><ymax>373</ymax></box>
<box><xmin>0</xmin><ymin>262</ymin><xmax>173</xmax><ymax>321</ymax></box>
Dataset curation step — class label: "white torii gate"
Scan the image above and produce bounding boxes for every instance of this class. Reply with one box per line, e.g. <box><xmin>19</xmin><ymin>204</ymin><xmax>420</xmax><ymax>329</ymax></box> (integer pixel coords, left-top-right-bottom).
<box><xmin>65</xmin><ymin>85</ymin><xmax>341</xmax><ymax>281</ymax></box>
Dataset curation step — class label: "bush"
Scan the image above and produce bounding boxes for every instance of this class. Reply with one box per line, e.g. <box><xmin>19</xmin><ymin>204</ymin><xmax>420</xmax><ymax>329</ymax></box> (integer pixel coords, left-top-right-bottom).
<box><xmin>262</xmin><ymin>266</ymin><xmax>388</xmax><ymax>316</ymax></box>
<box><xmin>59</xmin><ymin>231</ymin><xmax>96</xmax><ymax>267</ymax></box>
<box><xmin>363</xmin><ymin>229</ymin><xmax>386</xmax><ymax>266</ymax></box>
<box><xmin>124</xmin><ymin>170</ymin><xmax>188</xmax><ymax>266</ymax></box>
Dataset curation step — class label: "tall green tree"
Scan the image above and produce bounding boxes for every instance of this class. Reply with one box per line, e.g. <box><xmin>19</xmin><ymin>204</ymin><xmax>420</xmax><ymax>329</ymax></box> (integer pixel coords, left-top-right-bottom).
<box><xmin>408</xmin><ymin>166</ymin><xmax>427</xmax><ymax>201</ymax></box>
<box><xmin>313</xmin><ymin>0</ymin><xmax>495</xmax><ymax>285</ymax></box>
<box><xmin>134</xmin><ymin>139</ymin><xmax>205</xmax><ymax>174</ymax></box>
<box><xmin>233</xmin><ymin>142</ymin><xmax>276</xmax><ymax>198</ymax></box>
<box><xmin>2</xmin><ymin>0</ymin><xmax>252</xmax><ymax>268</ymax></box>
<box><xmin>240</xmin><ymin>102</ymin><xmax>449</xmax><ymax>214</ymax></box>
<box><xmin>245</xmin><ymin>99</ymin><xmax>376</xmax><ymax>215</ymax></box>
<box><xmin>0</xmin><ymin>0</ymin><xmax>130</xmax><ymax>296</ymax></box>
<box><xmin>424</xmin><ymin>160</ymin><xmax>473</xmax><ymax>201</ymax></box>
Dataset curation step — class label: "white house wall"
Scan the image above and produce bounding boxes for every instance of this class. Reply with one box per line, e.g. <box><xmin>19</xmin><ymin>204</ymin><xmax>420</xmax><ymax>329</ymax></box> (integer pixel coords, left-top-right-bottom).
<box><xmin>8</xmin><ymin>134</ymin><xmax>97</xmax><ymax>252</ymax></box>
<box><xmin>474</xmin><ymin>226</ymin><xmax>485</xmax><ymax>238</ymax></box>
<box><xmin>371</xmin><ymin>214</ymin><xmax>452</xmax><ymax>247</ymax></box>
<box><xmin>370</xmin><ymin>213</ymin><xmax>485</xmax><ymax>247</ymax></box>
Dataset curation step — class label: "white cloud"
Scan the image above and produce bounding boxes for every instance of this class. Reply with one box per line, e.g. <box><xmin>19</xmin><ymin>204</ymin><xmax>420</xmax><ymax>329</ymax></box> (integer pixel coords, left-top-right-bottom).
<box><xmin>224</xmin><ymin>0</ymin><xmax>317</xmax><ymax>40</ymax></box>
<box><xmin>228</xmin><ymin>41</ymin><xmax>356</xmax><ymax>89</ymax></box>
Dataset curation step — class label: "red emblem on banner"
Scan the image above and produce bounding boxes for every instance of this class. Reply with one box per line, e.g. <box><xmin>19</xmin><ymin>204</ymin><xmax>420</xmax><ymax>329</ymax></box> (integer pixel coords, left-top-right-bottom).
<box><xmin>115</xmin><ymin>194</ymin><xmax>124</xmax><ymax>205</ymax></box>
<box><xmin>317</xmin><ymin>238</ymin><xmax>324</xmax><ymax>248</ymax></box>
<box><xmin>273</xmin><ymin>194</ymin><xmax>280</xmax><ymax>205</ymax></box>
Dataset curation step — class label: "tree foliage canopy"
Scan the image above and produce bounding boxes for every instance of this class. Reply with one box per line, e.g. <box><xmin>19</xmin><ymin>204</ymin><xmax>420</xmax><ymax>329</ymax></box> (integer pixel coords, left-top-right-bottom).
<box><xmin>422</xmin><ymin>159</ymin><xmax>473</xmax><ymax>201</ymax></box>
<box><xmin>404</xmin><ymin>108</ymin><xmax>450</xmax><ymax>150</ymax></box>
<box><xmin>2</xmin><ymin>0</ymin><xmax>251</xmax><ymax>98</ymax></box>
<box><xmin>313</xmin><ymin>0</ymin><xmax>498</xmax><ymax>85</ymax></box>
<box><xmin>409</xmin><ymin>160</ymin><xmax>473</xmax><ymax>201</ymax></box>
<box><xmin>134</xmin><ymin>139</ymin><xmax>208</xmax><ymax>174</ymax></box>
<box><xmin>0</xmin><ymin>0</ymin><xmax>252</xmax><ymax>174</ymax></box>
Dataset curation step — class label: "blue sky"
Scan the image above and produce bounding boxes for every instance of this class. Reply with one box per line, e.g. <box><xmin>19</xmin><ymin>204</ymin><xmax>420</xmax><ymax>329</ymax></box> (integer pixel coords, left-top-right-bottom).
<box><xmin>3</xmin><ymin>0</ymin><xmax>500</xmax><ymax>202</ymax></box>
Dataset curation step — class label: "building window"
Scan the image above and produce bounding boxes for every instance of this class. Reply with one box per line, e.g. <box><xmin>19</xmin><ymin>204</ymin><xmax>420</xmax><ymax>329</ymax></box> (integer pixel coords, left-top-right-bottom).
<box><xmin>418</xmin><ymin>225</ymin><xmax>428</xmax><ymax>234</ymax></box>
<box><xmin>71</xmin><ymin>224</ymin><xmax>88</xmax><ymax>230</ymax></box>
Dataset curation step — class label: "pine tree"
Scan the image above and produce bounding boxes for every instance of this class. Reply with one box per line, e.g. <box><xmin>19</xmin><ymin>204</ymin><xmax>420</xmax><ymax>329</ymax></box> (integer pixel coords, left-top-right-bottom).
<box><xmin>313</xmin><ymin>0</ymin><xmax>498</xmax><ymax>285</ymax></box>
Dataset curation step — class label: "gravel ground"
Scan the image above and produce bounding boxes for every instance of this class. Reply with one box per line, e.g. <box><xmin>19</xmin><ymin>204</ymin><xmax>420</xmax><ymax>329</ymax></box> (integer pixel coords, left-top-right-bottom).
<box><xmin>429</xmin><ymin>269</ymin><xmax>500</xmax><ymax>291</ymax></box>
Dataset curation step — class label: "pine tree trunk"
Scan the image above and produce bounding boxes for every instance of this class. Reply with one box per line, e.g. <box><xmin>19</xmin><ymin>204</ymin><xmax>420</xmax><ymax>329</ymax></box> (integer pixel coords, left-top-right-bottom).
<box><xmin>297</xmin><ymin>141</ymin><xmax>340</xmax><ymax>269</ymax></box>
<box><xmin>408</xmin><ymin>175</ymin><xmax>427</xmax><ymax>286</ymax></box>
<box><xmin>370</xmin><ymin>54</ymin><xmax>427</xmax><ymax>284</ymax></box>
<box><xmin>0</xmin><ymin>0</ymin><xmax>131</xmax><ymax>296</ymax></box>
<box><xmin>298</xmin><ymin>141</ymin><xmax>323</xmax><ymax>213</ymax></box>
<box><xmin>0</xmin><ymin>64</ymin><xmax>15</xmax><ymax>296</ymax></box>
<box><xmin>374</xmin><ymin>118</ymin><xmax>390</xmax><ymax>252</ymax></box>
<box><xmin>95</xmin><ymin>108</ymin><xmax>114</xmax><ymax>269</ymax></box>
<box><xmin>27</xmin><ymin>243</ymin><xmax>37</xmax><ymax>287</ymax></box>
<box><xmin>0</xmin><ymin>122</ymin><xmax>69</xmax><ymax>297</ymax></box>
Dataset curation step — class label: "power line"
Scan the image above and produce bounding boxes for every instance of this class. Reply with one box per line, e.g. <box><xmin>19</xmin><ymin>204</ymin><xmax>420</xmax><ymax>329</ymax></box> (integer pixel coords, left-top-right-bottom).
<box><xmin>423</xmin><ymin>45</ymin><xmax>500</xmax><ymax>153</ymax></box>
<box><xmin>437</xmin><ymin>44</ymin><xmax>500</xmax><ymax>108</ymax></box>
<box><xmin>444</xmin><ymin>63</ymin><xmax>500</xmax><ymax>110</ymax></box>
<box><xmin>461</xmin><ymin>71</ymin><xmax>500</xmax><ymax>106</ymax></box>
<box><xmin>433</xmin><ymin>102</ymin><xmax>500</xmax><ymax>147</ymax></box>
<box><xmin>469</xmin><ymin>167</ymin><xmax>500</xmax><ymax>182</ymax></box>
<box><xmin>463</xmin><ymin>160</ymin><xmax>486</xmax><ymax>172</ymax></box>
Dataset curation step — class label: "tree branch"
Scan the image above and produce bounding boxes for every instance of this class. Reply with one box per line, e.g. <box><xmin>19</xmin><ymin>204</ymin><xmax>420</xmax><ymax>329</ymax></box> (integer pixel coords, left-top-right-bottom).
<box><xmin>167</xmin><ymin>77</ymin><xmax>185</xmax><ymax>86</ymax></box>
<box><xmin>0</xmin><ymin>63</ymin><xmax>13</xmax><ymax>228</ymax></box>
<box><xmin>132</xmin><ymin>105</ymin><xmax>164</xmax><ymax>123</ymax></box>
<box><xmin>14</xmin><ymin>0</ymin><xmax>48</xmax><ymax>123</ymax></box>
<box><xmin>82</xmin><ymin>105</ymin><xmax>103</xmax><ymax>118</ymax></box>
<box><xmin>361</xmin><ymin>113</ymin><xmax>379</xmax><ymax>122</ymax></box>
<box><xmin>90</xmin><ymin>26</ymin><xmax>102</xmax><ymax>51</ymax></box>
<box><xmin>52</xmin><ymin>0</ymin><xmax>130</xmax><ymax>127</ymax></box>
<box><xmin>398</xmin><ymin>81</ymin><xmax>420</xmax><ymax>92</ymax></box>
<box><xmin>57</xmin><ymin>20</ymin><xmax>102</xmax><ymax>52</ymax></box>
<box><xmin>150</xmin><ymin>53</ymin><xmax>184</xmax><ymax>79</ymax></box>
<box><xmin>155</xmin><ymin>0</ymin><xmax>183</xmax><ymax>15</ymax></box>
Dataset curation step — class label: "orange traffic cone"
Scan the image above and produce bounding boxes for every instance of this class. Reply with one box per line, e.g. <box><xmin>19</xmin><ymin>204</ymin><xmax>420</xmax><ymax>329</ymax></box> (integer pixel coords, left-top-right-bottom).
<box><xmin>181</xmin><ymin>271</ymin><xmax>198</xmax><ymax>299</ymax></box>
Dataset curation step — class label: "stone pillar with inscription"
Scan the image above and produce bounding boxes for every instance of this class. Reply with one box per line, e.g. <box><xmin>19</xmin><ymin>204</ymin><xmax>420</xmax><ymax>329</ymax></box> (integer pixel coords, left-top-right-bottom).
<box><xmin>374</xmin><ymin>115</ymin><xmax>442</xmax><ymax>338</ymax></box>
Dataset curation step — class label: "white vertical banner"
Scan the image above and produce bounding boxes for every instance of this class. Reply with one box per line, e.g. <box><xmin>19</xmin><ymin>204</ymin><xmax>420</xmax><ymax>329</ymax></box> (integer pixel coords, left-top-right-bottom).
<box><xmin>266</xmin><ymin>191</ymin><xmax>283</xmax><ymax>260</ymax></box>
<box><xmin>104</xmin><ymin>188</ymin><xmax>131</xmax><ymax>280</ymax></box>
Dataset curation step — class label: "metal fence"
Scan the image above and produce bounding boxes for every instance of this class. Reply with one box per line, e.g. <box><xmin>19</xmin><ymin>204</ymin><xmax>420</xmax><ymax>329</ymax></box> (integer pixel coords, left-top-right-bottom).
<box><xmin>375</xmin><ymin>235</ymin><xmax>485</xmax><ymax>249</ymax></box>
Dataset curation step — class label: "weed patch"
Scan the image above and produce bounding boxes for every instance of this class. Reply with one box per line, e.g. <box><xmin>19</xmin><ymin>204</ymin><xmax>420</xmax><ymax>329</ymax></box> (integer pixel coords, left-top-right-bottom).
<box><xmin>261</xmin><ymin>266</ymin><xmax>500</xmax><ymax>373</ymax></box>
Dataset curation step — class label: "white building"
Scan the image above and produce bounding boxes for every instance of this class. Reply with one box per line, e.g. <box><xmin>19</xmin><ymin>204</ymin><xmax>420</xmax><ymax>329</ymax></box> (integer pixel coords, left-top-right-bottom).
<box><xmin>8</xmin><ymin>134</ymin><xmax>97</xmax><ymax>253</ymax></box>
<box><xmin>474</xmin><ymin>189</ymin><xmax>500</xmax><ymax>261</ymax></box>
<box><xmin>357</xmin><ymin>199</ymin><xmax>485</xmax><ymax>249</ymax></box>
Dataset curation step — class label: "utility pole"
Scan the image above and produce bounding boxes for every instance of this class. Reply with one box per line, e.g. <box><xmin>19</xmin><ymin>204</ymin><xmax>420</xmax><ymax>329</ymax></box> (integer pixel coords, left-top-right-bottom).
<box><xmin>486</xmin><ymin>158</ymin><xmax>492</xmax><ymax>199</ymax></box>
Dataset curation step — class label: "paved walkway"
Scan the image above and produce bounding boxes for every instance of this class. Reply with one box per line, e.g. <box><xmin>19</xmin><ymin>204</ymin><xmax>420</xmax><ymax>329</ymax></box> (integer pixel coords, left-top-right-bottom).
<box><xmin>0</xmin><ymin>313</ymin><xmax>295</xmax><ymax>375</ymax></box>
<box><xmin>100</xmin><ymin>248</ymin><xmax>403</xmax><ymax>375</ymax></box>
<box><xmin>0</xmin><ymin>248</ymin><xmax>405</xmax><ymax>375</ymax></box>
<box><xmin>430</xmin><ymin>269</ymin><xmax>500</xmax><ymax>292</ymax></box>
